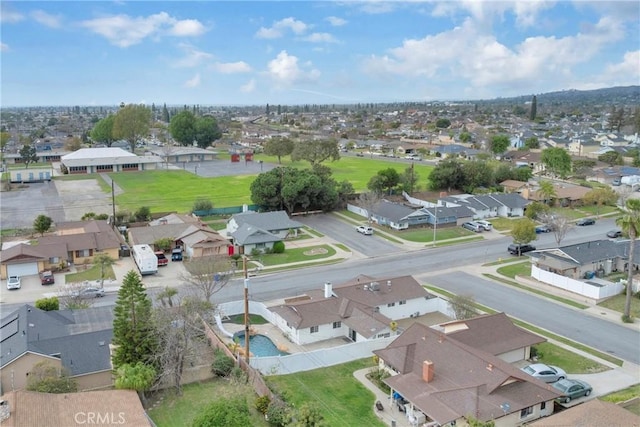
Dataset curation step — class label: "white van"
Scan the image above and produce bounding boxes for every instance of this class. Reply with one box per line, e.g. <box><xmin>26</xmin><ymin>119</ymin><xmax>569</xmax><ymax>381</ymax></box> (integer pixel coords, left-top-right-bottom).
<box><xmin>462</xmin><ymin>222</ymin><xmax>483</xmax><ymax>232</ymax></box>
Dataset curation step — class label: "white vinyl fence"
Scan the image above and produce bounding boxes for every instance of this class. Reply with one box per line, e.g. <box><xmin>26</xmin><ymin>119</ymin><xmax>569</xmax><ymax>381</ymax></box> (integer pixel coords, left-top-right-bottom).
<box><xmin>531</xmin><ymin>265</ymin><xmax>624</xmax><ymax>300</ymax></box>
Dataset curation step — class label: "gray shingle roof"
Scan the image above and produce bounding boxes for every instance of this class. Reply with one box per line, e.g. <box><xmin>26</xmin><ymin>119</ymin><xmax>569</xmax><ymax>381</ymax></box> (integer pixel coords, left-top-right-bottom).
<box><xmin>372</xmin><ymin>200</ymin><xmax>416</xmax><ymax>222</ymax></box>
<box><xmin>231</xmin><ymin>210</ymin><xmax>303</xmax><ymax>232</ymax></box>
<box><xmin>231</xmin><ymin>223</ymin><xmax>280</xmax><ymax>245</ymax></box>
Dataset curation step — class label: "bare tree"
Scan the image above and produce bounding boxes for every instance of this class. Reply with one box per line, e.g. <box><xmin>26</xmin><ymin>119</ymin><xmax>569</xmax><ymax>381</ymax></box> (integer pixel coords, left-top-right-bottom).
<box><xmin>160</xmin><ymin>143</ymin><xmax>177</xmax><ymax>169</ymax></box>
<box><xmin>539</xmin><ymin>213</ymin><xmax>572</xmax><ymax>246</ymax></box>
<box><xmin>57</xmin><ymin>281</ymin><xmax>99</xmax><ymax>309</ymax></box>
<box><xmin>358</xmin><ymin>191</ymin><xmax>382</xmax><ymax>223</ymax></box>
<box><xmin>180</xmin><ymin>255</ymin><xmax>235</xmax><ymax>302</ymax></box>
<box><xmin>449</xmin><ymin>294</ymin><xmax>478</xmax><ymax>320</ymax></box>
<box><xmin>617</xmin><ymin>186</ymin><xmax>633</xmax><ymax>207</ymax></box>
<box><xmin>152</xmin><ymin>293</ymin><xmax>213</xmax><ymax>394</ymax></box>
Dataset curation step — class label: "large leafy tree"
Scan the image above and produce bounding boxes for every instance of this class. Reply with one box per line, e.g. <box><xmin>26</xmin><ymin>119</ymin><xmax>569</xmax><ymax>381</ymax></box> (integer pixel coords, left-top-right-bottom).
<box><xmin>264</xmin><ymin>137</ymin><xmax>295</xmax><ymax>164</ymax></box>
<box><xmin>616</xmin><ymin>198</ymin><xmax>640</xmax><ymax>321</ymax></box>
<box><xmin>33</xmin><ymin>214</ymin><xmax>53</xmax><ymax>236</ymax></box>
<box><xmin>537</xmin><ymin>180</ymin><xmax>557</xmax><ymax>205</ymax></box>
<box><xmin>194</xmin><ymin>116</ymin><xmax>222</xmax><ymax>148</ymax></box>
<box><xmin>541</xmin><ymin>147</ymin><xmax>572</xmax><ymax>178</ymax></box>
<box><xmin>367</xmin><ymin>168</ymin><xmax>400</xmax><ymax>195</ymax></box>
<box><xmin>19</xmin><ymin>143</ymin><xmax>38</xmax><ymax>168</ymax></box>
<box><xmin>169</xmin><ymin>110</ymin><xmax>197</xmax><ymax>146</ymax></box>
<box><xmin>90</xmin><ymin>114</ymin><xmax>115</xmax><ymax>147</ymax></box>
<box><xmin>511</xmin><ymin>218</ymin><xmax>537</xmax><ymax>251</ymax></box>
<box><xmin>428</xmin><ymin>158</ymin><xmax>464</xmax><ymax>191</ymax></box>
<box><xmin>26</xmin><ymin>361</ymin><xmax>77</xmax><ymax>393</ymax></box>
<box><xmin>112</xmin><ymin>104</ymin><xmax>152</xmax><ymax>152</ymax></box>
<box><xmin>112</xmin><ymin>270</ymin><xmax>157</xmax><ymax>369</ymax></box>
<box><xmin>400</xmin><ymin>165</ymin><xmax>420</xmax><ymax>194</ymax></box>
<box><xmin>524</xmin><ymin>136</ymin><xmax>539</xmax><ymax>149</ymax></box>
<box><xmin>598</xmin><ymin>151</ymin><xmax>624</xmax><ymax>166</ymax></box>
<box><xmin>291</xmin><ymin>138</ymin><xmax>340</xmax><ymax>166</ymax></box>
<box><xmin>462</xmin><ymin>160</ymin><xmax>493</xmax><ymax>191</ymax></box>
<box><xmin>489</xmin><ymin>135</ymin><xmax>510</xmax><ymax>155</ymax></box>
<box><xmin>93</xmin><ymin>252</ymin><xmax>115</xmax><ymax>289</ymax></box>
<box><xmin>583</xmin><ymin>187</ymin><xmax>618</xmax><ymax>217</ymax></box>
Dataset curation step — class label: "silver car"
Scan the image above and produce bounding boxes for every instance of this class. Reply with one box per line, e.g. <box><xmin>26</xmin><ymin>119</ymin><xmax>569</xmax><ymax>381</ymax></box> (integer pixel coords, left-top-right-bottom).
<box><xmin>72</xmin><ymin>287</ymin><xmax>105</xmax><ymax>299</ymax></box>
<box><xmin>521</xmin><ymin>363</ymin><xmax>566</xmax><ymax>383</ymax></box>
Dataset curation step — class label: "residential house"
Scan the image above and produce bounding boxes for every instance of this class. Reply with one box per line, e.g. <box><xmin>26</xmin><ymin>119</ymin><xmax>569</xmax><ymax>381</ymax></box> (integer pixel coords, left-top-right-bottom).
<box><xmin>368</xmin><ymin>200</ymin><xmax>417</xmax><ymax>230</ymax></box>
<box><xmin>128</xmin><ymin>222</ymin><xmax>230</xmax><ymax>258</ymax></box>
<box><xmin>0</xmin><ymin>220</ymin><xmax>122</xmax><ymax>279</ymax></box>
<box><xmin>373</xmin><ymin>321</ymin><xmax>559</xmax><ymax>427</ymax></box>
<box><xmin>0</xmin><ymin>305</ymin><xmax>114</xmax><ymax>393</ymax></box>
<box><xmin>438</xmin><ymin>313</ymin><xmax>545</xmax><ymax>363</ymax></box>
<box><xmin>419</xmin><ymin>205</ymin><xmax>473</xmax><ymax>227</ymax></box>
<box><xmin>432</xmin><ymin>144</ymin><xmax>481</xmax><ymax>159</ymax></box>
<box><xmin>503</xmin><ymin>151</ymin><xmax>544</xmax><ymax>174</ymax></box>
<box><xmin>269</xmin><ymin>275</ymin><xmax>440</xmax><ymax>346</ymax></box>
<box><xmin>226</xmin><ymin>210</ymin><xmax>303</xmax><ymax>254</ymax></box>
<box><xmin>0</xmin><ymin>389</ymin><xmax>152</xmax><ymax>426</ymax></box>
<box><xmin>500</xmin><ymin>180</ymin><xmax>528</xmax><ymax>194</ymax></box>
<box><xmin>438</xmin><ymin>194</ymin><xmax>528</xmax><ymax>219</ymax></box>
<box><xmin>521</xmin><ymin>183</ymin><xmax>591</xmax><ymax>207</ymax></box>
<box><xmin>529</xmin><ymin>398</ymin><xmax>640</xmax><ymax>427</ymax></box>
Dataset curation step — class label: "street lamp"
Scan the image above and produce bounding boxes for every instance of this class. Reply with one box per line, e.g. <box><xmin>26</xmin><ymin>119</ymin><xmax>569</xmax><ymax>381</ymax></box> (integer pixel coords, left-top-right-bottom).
<box><xmin>259</xmin><ymin>160</ymin><xmax>263</xmax><ymax>172</ymax></box>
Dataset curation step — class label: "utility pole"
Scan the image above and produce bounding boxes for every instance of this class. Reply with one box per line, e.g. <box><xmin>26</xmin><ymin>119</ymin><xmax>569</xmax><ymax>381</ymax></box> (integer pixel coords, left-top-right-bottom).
<box><xmin>242</xmin><ymin>256</ymin><xmax>250</xmax><ymax>363</ymax></box>
<box><xmin>432</xmin><ymin>205</ymin><xmax>438</xmax><ymax>247</ymax></box>
<box><xmin>111</xmin><ymin>180</ymin><xmax>116</xmax><ymax>227</ymax></box>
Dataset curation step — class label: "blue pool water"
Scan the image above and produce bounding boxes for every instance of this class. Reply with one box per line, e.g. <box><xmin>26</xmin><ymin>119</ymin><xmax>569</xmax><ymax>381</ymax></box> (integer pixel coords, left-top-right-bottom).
<box><xmin>233</xmin><ymin>332</ymin><xmax>288</xmax><ymax>357</ymax></box>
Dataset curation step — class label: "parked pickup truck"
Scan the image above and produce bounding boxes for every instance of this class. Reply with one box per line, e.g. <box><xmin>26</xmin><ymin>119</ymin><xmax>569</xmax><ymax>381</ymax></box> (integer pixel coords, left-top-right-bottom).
<box><xmin>155</xmin><ymin>251</ymin><xmax>169</xmax><ymax>266</ymax></box>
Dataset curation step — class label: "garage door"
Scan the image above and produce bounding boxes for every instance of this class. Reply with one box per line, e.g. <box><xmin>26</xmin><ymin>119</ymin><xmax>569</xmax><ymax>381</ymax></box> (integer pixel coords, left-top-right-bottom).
<box><xmin>7</xmin><ymin>263</ymin><xmax>39</xmax><ymax>277</ymax></box>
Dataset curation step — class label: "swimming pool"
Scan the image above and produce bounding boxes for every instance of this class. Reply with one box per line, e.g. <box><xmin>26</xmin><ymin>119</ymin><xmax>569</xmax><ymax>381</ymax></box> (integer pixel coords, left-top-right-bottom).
<box><xmin>233</xmin><ymin>332</ymin><xmax>288</xmax><ymax>357</ymax></box>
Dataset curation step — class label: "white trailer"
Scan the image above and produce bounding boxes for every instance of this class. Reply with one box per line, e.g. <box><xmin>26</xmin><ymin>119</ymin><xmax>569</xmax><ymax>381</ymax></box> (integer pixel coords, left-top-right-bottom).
<box><xmin>621</xmin><ymin>175</ymin><xmax>640</xmax><ymax>186</ymax></box>
<box><xmin>132</xmin><ymin>244</ymin><xmax>158</xmax><ymax>275</ymax></box>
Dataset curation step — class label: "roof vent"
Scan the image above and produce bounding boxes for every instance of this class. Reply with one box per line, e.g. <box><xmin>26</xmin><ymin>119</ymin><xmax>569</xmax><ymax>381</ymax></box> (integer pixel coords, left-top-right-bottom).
<box><xmin>370</xmin><ymin>282</ymin><xmax>380</xmax><ymax>291</ymax></box>
<box><xmin>98</xmin><ymin>341</ymin><xmax>105</xmax><ymax>346</ymax></box>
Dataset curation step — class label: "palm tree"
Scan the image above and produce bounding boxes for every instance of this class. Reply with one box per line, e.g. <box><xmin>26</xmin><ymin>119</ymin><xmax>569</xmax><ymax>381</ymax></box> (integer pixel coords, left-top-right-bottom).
<box><xmin>537</xmin><ymin>180</ymin><xmax>557</xmax><ymax>206</ymax></box>
<box><xmin>616</xmin><ymin>198</ymin><xmax>640</xmax><ymax>320</ymax></box>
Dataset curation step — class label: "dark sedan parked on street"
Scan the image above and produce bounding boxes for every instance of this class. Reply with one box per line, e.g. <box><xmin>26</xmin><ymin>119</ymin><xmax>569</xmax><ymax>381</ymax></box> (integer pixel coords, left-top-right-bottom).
<box><xmin>576</xmin><ymin>218</ymin><xmax>596</xmax><ymax>226</ymax></box>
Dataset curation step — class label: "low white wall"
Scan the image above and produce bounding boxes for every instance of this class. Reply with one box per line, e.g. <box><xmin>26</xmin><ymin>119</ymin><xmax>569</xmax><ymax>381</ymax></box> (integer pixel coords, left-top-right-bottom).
<box><xmin>531</xmin><ymin>265</ymin><xmax>624</xmax><ymax>300</ymax></box>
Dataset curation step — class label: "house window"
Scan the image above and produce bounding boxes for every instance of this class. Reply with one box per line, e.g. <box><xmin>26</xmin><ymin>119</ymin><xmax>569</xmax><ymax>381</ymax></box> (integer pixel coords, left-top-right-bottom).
<box><xmin>75</xmin><ymin>249</ymin><xmax>92</xmax><ymax>258</ymax></box>
<box><xmin>332</xmin><ymin>321</ymin><xmax>341</xmax><ymax>329</ymax></box>
<box><xmin>310</xmin><ymin>326</ymin><xmax>319</xmax><ymax>334</ymax></box>
<box><xmin>520</xmin><ymin>406</ymin><xmax>533</xmax><ymax>418</ymax></box>
<box><xmin>399</xmin><ymin>300</ymin><xmax>406</xmax><ymax>305</ymax></box>
<box><xmin>49</xmin><ymin>257</ymin><xmax>59</xmax><ymax>264</ymax></box>
<box><xmin>540</xmin><ymin>401</ymin><xmax>546</xmax><ymax>411</ymax></box>
<box><xmin>387</xmin><ymin>302</ymin><xmax>395</xmax><ymax>307</ymax></box>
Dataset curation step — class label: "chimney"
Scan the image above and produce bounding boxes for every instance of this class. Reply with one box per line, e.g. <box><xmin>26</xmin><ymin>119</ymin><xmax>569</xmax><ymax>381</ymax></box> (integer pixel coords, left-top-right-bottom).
<box><xmin>324</xmin><ymin>282</ymin><xmax>332</xmax><ymax>298</ymax></box>
<box><xmin>422</xmin><ymin>360</ymin><xmax>434</xmax><ymax>383</ymax></box>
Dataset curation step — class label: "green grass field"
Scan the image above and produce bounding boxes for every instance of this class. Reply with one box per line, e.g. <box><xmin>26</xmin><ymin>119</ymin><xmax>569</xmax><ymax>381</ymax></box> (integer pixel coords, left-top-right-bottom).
<box><xmin>108</xmin><ymin>156</ymin><xmax>433</xmax><ymax>213</ymax></box>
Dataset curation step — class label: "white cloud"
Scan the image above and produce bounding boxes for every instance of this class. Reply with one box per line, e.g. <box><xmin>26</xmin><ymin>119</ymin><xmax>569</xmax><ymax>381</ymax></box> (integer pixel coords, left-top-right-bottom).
<box><xmin>325</xmin><ymin>16</ymin><xmax>347</xmax><ymax>26</ymax></box>
<box><xmin>267</xmin><ymin>50</ymin><xmax>320</xmax><ymax>86</ymax></box>
<box><xmin>211</xmin><ymin>61</ymin><xmax>252</xmax><ymax>74</ymax></box>
<box><xmin>431</xmin><ymin>1</ymin><xmax>554</xmax><ymax>28</ymax></box>
<box><xmin>1</xmin><ymin>8</ymin><xmax>24</xmax><ymax>23</ymax></box>
<box><xmin>255</xmin><ymin>17</ymin><xmax>308</xmax><ymax>39</ymax></box>
<box><xmin>169</xmin><ymin>19</ymin><xmax>207</xmax><ymax>36</ymax></box>
<box><xmin>363</xmin><ymin>15</ymin><xmax>628</xmax><ymax>93</ymax></box>
<box><xmin>359</xmin><ymin>1</ymin><xmax>396</xmax><ymax>15</ymax></box>
<box><xmin>80</xmin><ymin>12</ymin><xmax>206</xmax><ymax>48</ymax></box>
<box><xmin>174</xmin><ymin>43</ymin><xmax>214</xmax><ymax>68</ymax></box>
<box><xmin>184</xmin><ymin>73</ymin><xmax>201</xmax><ymax>88</ymax></box>
<box><xmin>601</xmin><ymin>50</ymin><xmax>640</xmax><ymax>83</ymax></box>
<box><xmin>31</xmin><ymin>10</ymin><xmax>62</xmax><ymax>28</ymax></box>
<box><xmin>304</xmin><ymin>33</ymin><xmax>338</xmax><ymax>43</ymax></box>
<box><xmin>241</xmin><ymin>78</ymin><xmax>256</xmax><ymax>93</ymax></box>
<box><xmin>0</xmin><ymin>43</ymin><xmax>8</xmax><ymax>52</ymax></box>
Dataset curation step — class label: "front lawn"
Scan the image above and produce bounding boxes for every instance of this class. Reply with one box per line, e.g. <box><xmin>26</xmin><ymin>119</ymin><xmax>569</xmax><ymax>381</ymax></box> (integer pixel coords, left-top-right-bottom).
<box><xmin>394</xmin><ymin>226</ymin><xmax>474</xmax><ymax>243</ymax></box>
<box><xmin>65</xmin><ymin>264</ymin><xmax>116</xmax><ymax>283</ymax></box>
<box><xmin>265</xmin><ymin>358</ymin><xmax>385</xmax><ymax>427</ymax></box>
<box><xmin>598</xmin><ymin>293</ymin><xmax>640</xmax><ymax>319</ymax></box>
<box><xmin>147</xmin><ymin>380</ymin><xmax>269</xmax><ymax>427</ymax></box>
<box><xmin>257</xmin><ymin>245</ymin><xmax>337</xmax><ymax>266</ymax></box>
<box><xmin>579</xmin><ymin>205</ymin><xmax>620</xmax><ymax>216</ymax></box>
<box><xmin>496</xmin><ymin>261</ymin><xmax>531</xmax><ymax>279</ymax></box>
<box><xmin>532</xmin><ymin>342</ymin><xmax>610</xmax><ymax>374</ymax></box>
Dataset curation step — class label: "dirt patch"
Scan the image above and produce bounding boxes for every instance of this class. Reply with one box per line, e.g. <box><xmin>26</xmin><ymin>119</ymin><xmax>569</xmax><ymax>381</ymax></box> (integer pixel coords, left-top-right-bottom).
<box><xmin>304</xmin><ymin>247</ymin><xmax>328</xmax><ymax>256</ymax></box>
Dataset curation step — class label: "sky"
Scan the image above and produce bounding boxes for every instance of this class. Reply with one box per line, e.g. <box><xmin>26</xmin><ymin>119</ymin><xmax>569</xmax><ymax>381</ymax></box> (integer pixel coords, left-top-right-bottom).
<box><xmin>1</xmin><ymin>1</ymin><xmax>639</xmax><ymax>107</ymax></box>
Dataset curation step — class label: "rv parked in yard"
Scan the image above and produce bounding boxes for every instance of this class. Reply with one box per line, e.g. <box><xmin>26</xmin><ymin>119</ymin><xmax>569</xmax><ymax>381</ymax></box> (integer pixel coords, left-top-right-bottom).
<box><xmin>132</xmin><ymin>244</ymin><xmax>158</xmax><ymax>275</ymax></box>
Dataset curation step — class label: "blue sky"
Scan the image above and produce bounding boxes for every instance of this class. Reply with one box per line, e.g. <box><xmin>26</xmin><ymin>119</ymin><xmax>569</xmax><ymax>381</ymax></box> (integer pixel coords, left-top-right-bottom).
<box><xmin>1</xmin><ymin>1</ymin><xmax>639</xmax><ymax>107</ymax></box>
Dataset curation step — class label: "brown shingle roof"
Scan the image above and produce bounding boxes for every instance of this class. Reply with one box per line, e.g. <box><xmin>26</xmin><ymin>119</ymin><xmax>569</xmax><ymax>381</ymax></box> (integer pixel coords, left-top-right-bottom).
<box><xmin>374</xmin><ymin>322</ymin><xmax>559</xmax><ymax>425</ymax></box>
<box><xmin>1</xmin><ymin>389</ymin><xmax>152</xmax><ymax>427</ymax></box>
<box><xmin>0</xmin><ymin>244</ymin><xmax>48</xmax><ymax>263</ymax></box>
<box><xmin>529</xmin><ymin>399</ymin><xmax>640</xmax><ymax>427</ymax></box>
<box><xmin>442</xmin><ymin>313</ymin><xmax>546</xmax><ymax>356</ymax></box>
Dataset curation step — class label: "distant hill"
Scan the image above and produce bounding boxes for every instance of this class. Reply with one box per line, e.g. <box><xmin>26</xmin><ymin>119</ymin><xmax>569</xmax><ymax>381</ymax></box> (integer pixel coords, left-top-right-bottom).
<box><xmin>484</xmin><ymin>85</ymin><xmax>639</xmax><ymax>106</ymax></box>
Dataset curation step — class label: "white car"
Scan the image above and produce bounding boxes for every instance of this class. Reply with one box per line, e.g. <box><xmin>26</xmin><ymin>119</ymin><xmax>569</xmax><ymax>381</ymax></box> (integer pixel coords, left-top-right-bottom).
<box><xmin>356</xmin><ymin>225</ymin><xmax>374</xmax><ymax>235</ymax></box>
<box><xmin>475</xmin><ymin>220</ymin><xmax>493</xmax><ymax>231</ymax></box>
<box><xmin>521</xmin><ymin>363</ymin><xmax>566</xmax><ymax>383</ymax></box>
<box><xmin>7</xmin><ymin>276</ymin><xmax>21</xmax><ymax>290</ymax></box>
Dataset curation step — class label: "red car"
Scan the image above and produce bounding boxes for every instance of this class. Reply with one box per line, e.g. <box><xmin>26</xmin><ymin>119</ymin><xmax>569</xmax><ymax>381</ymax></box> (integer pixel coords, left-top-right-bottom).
<box><xmin>155</xmin><ymin>251</ymin><xmax>168</xmax><ymax>266</ymax></box>
<box><xmin>40</xmin><ymin>270</ymin><xmax>55</xmax><ymax>285</ymax></box>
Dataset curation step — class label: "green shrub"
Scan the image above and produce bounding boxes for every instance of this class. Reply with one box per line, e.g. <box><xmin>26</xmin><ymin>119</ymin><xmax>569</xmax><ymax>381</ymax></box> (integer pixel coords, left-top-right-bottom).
<box><xmin>193</xmin><ymin>199</ymin><xmax>213</xmax><ymax>213</ymax></box>
<box><xmin>191</xmin><ymin>396</ymin><xmax>250</xmax><ymax>427</ymax></box>
<box><xmin>230</xmin><ymin>366</ymin><xmax>247</xmax><ymax>384</ymax></box>
<box><xmin>272</xmin><ymin>241</ymin><xmax>285</xmax><ymax>254</ymax></box>
<box><xmin>621</xmin><ymin>314</ymin><xmax>634</xmax><ymax>323</ymax></box>
<box><xmin>255</xmin><ymin>395</ymin><xmax>271</xmax><ymax>414</ymax></box>
<box><xmin>266</xmin><ymin>400</ymin><xmax>291</xmax><ymax>427</ymax></box>
<box><xmin>211</xmin><ymin>351</ymin><xmax>235</xmax><ymax>377</ymax></box>
<box><xmin>35</xmin><ymin>297</ymin><xmax>59</xmax><ymax>311</ymax></box>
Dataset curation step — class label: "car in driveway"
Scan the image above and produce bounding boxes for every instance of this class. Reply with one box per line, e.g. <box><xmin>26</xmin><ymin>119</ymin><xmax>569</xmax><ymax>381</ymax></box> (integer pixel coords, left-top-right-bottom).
<box><xmin>462</xmin><ymin>222</ymin><xmax>483</xmax><ymax>232</ymax></box>
<box><xmin>552</xmin><ymin>379</ymin><xmax>592</xmax><ymax>403</ymax></box>
<box><xmin>606</xmin><ymin>229</ymin><xmax>623</xmax><ymax>238</ymax></box>
<box><xmin>7</xmin><ymin>276</ymin><xmax>21</xmax><ymax>290</ymax></box>
<box><xmin>356</xmin><ymin>225</ymin><xmax>374</xmax><ymax>235</ymax></box>
<box><xmin>521</xmin><ymin>363</ymin><xmax>566</xmax><ymax>383</ymax></box>
<box><xmin>71</xmin><ymin>287</ymin><xmax>105</xmax><ymax>299</ymax></box>
<box><xmin>40</xmin><ymin>270</ymin><xmax>55</xmax><ymax>285</ymax></box>
<box><xmin>508</xmin><ymin>243</ymin><xmax>536</xmax><ymax>255</ymax></box>
<box><xmin>475</xmin><ymin>220</ymin><xmax>492</xmax><ymax>231</ymax></box>
<box><xmin>576</xmin><ymin>218</ymin><xmax>596</xmax><ymax>226</ymax></box>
